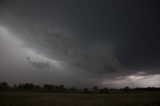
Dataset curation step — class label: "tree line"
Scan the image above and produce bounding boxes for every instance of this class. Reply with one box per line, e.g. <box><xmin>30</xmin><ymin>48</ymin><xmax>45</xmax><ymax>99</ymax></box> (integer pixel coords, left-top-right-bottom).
<box><xmin>0</xmin><ymin>82</ymin><xmax>160</xmax><ymax>93</ymax></box>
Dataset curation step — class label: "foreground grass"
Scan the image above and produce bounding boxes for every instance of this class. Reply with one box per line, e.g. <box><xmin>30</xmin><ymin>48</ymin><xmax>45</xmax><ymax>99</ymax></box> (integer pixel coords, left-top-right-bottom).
<box><xmin>0</xmin><ymin>92</ymin><xmax>160</xmax><ymax>106</ymax></box>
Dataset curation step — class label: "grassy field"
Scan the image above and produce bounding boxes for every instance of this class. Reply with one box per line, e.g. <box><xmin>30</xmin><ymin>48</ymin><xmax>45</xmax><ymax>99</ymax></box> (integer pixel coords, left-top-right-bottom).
<box><xmin>0</xmin><ymin>92</ymin><xmax>160</xmax><ymax>106</ymax></box>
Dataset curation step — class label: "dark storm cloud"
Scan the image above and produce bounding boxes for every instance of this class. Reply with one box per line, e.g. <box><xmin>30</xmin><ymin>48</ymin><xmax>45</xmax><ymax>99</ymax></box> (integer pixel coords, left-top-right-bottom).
<box><xmin>0</xmin><ymin>3</ymin><xmax>123</xmax><ymax>74</ymax></box>
<box><xmin>0</xmin><ymin>0</ymin><xmax>160</xmax><ymax>87</ymax></box>
<box><xmin>0</xmin><ymin>9</ymin><xmax>124</xmax><ymax>88</ymax></box>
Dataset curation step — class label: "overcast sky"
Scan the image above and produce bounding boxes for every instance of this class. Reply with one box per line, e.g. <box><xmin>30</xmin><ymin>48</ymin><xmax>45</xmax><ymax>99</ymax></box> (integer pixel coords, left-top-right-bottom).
<box><xmin>0</xmin><ymin>0</ymin><xmax>160</xmax><ymax>88</ymax></box>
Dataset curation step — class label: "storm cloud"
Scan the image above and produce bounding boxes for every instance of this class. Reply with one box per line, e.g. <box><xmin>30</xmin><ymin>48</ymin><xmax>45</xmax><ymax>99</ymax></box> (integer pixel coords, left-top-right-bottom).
<box><xmin>0</xmin><ymin>0</ymin><xmax>160</xmax><ymax>88</ymax></box>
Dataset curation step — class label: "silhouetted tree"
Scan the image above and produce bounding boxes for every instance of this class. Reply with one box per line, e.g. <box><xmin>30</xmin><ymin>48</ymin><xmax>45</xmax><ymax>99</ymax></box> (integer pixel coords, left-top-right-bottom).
<box><xmin>56</xmin><ymin>85</ymin><xmax>66</xmax><ymax>92</ymax></box>
<box><xmin>104</xmin><ymin>88</ymin><xmax>109</xmax><ymax>93</ymax></box>
<box><xmin>99</xmin><ymin>89</ymin><xmax>105</xmax><ymax>93</ymax></box>
<box><xmin>35</xmin><ymin>85</ymin><xmax>41</xmax><ymax>89</ymax></box>
<box><xmin>43</xmin><ymin>84</ymin><xmax>53</xmax><ymax>91</ymax></box>
<box><xmin>84</xmin><ymin>88</ymin><xmax>90</xmax><ymax>94</ymax></box>
<box><xmin>23</xmin><ymin>83</ymin><xmax>34</xmax><ymax>89</ymax></box>
<box><xmin>17</xmin><ymin>84</ymin><xmax>24</xmax><ymax>89</ymax></box>
<box><xmin>93</xmin><ymin>86</ymin><xmax>99</xmax><ymax>93</ymax></box>
<box><xmin>93</xmin><ymin>86</ymin><xmax>99</xmax><ymax>90</ymax></box>
<box><xmin>68</xmin><ymin>86</ymin><xmax>77</xmax><ymax>92</ymax></box>
<box><xmin>0</xmin><ymin>82</ymin><xmax>9</xmax><ymax>91</ymax></box>
<box><xmin>123</xmin><ymin>86</ymin><xmax>131</xmax><ymax>93</ymax></box>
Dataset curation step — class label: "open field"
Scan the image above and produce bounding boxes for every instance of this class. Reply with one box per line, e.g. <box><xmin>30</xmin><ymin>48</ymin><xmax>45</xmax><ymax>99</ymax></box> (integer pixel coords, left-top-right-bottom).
<box><xmin>0</xmin><ymin>92</ymin><xmax>160</xmax><ymax>106</ymax></box>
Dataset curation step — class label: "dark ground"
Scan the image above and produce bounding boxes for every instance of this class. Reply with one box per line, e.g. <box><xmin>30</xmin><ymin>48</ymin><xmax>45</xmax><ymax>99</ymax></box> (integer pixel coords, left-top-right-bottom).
<box><xmin>0</xmin><ymin>92</ymin><xmax>160</xmax><ymax>106</ymax></box>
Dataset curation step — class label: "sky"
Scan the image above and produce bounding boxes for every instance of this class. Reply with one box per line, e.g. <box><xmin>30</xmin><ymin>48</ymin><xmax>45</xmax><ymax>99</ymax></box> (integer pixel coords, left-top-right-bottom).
<box><xmin>0</xmin><ymin>0</ymin><xmax>160</xmax><ymax>88</ymax></box>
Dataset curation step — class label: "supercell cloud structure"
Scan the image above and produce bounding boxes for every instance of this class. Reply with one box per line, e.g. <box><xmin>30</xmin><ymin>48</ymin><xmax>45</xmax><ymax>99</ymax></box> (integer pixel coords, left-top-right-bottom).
<box><xmin>0</xmin><ymin>0</ymin><xmax>160</xmax><ymax>88</ymax></box>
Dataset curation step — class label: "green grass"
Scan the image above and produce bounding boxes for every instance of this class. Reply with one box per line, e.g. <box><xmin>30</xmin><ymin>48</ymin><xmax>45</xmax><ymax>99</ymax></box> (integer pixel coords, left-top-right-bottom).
<box><xmin>0</xmin><ymin>92</ymin><xmax>160</xmax><ymax>106</ymax></box>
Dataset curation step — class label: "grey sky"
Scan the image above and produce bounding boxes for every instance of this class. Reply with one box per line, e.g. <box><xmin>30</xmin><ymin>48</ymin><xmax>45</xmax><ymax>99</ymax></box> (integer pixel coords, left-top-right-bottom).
<box><xmin>0</xmin><ymin>0</ymin><xmax>160</xmax><ymax>88</ymax></box>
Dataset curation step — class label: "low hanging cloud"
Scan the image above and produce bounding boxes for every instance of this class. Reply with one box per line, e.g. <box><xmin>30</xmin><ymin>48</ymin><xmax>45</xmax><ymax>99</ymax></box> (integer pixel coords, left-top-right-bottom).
<box><xmin>101</xmin><ymin>73</ymin><xmax>160</xmax><ymax>88</ymax></box>
<box><xmin>27</xmin><ymin>56</ymin><xmax>50</xmax><ymax>69</ymax></box>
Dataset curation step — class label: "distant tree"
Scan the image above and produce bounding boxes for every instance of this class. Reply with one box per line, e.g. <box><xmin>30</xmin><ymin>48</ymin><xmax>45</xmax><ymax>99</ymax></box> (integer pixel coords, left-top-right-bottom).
<box><xmin>68</xmin><ymin>86</ymin><xmax>77</xmax><ymax>92</ymax></box>
<box><xmin>123</xmin><ymin>86</ymin><xmax>131</xmax><ymax>93</ymax></box>
<box><xmin>18</xmin><ymin>84</ymin><xmax>24</xmax><ymax>89</ymax></box>
<box><xmin>93</xmin><ymin>86</ymin><xmax>99</xmax><ymax>91</ymax></box>
<box><xmin>34</xmin><ymin>85</ymin><xmax>41</xmax><ymax>89</ymax></box>
<box><xmin>84</xmin><ymin>88</ymin><xmax>90</xmax><ymax>94</ymax></box>
<box><xmin>43</xmin><ymin>84</ymin><xmax>53</xmax><ymax>91</ymax></box>
<box><xmin>23</xmin><ymin>83</ymin><xmax>34</xmax><ymax>89</ymax></box>
<box><xmin>0</xmin><ymin>82</ymin><xmax>9</xmax><ymax>91</ymax></box>
<box><xmin>17</xmin><ymin>83</ymin><xmax>35</xmax><ymax>89</ymax></box>
<box><xmin>56</xmin><ymin>85</ymin><xmax>66</xmax><ymax>92</ymax></box>
<box><xmin>104</xmin><ymin>88</ymin><xmax>109</xmax><ymax>93</ymax></box>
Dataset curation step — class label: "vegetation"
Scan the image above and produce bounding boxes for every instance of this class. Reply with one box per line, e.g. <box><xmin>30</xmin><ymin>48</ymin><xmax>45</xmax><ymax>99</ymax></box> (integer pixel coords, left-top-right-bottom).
<box><xmin>1</xmin><ymin>82</ymin><xmax>160</xmax><ymax>93</ymax></box>
<box><xmin>0</xmin><ymin>82</ymin><xmax>160</xmax><ymax>106</ymax></box>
